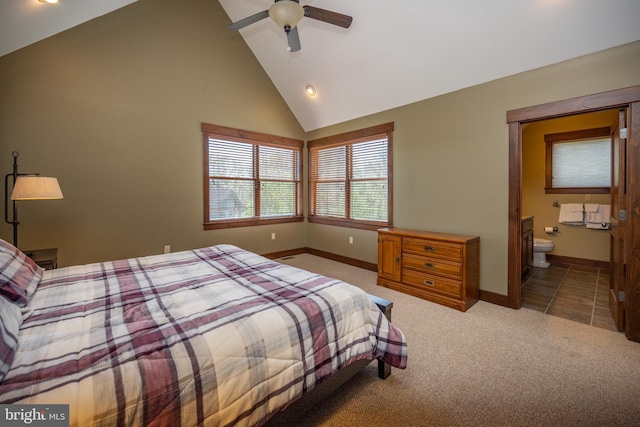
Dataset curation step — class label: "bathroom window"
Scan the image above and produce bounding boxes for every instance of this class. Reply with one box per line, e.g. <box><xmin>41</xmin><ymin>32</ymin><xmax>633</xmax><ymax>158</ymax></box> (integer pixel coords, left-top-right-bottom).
<box><xmin>544</xmin><ymin>127</ymin><xmax>611</xmax><ymax>194</ymax></box>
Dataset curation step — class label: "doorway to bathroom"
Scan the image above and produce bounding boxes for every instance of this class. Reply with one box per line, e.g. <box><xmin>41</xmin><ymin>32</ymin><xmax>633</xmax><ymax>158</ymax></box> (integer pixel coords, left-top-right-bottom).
<box><xmin>506</xmin><ymin>85</ymin><xmax>640</xmax><ymax>342</ymax></box>
<box><xmin>520</xmin><ymin>110</ymin><xmax>617</xmax><ymax>331</ymax></box>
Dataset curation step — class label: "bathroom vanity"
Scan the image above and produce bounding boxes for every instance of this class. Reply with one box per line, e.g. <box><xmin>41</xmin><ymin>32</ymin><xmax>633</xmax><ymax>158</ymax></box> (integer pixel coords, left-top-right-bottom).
<box><xmin>377</xmin><ymin>227</ymin><xmax>479</xmax><ymax>312</ymax></box>
<box><xmin>522</xmin><ymin>216</ymin><xmax>534</xmax><ymax>274</ymax></box>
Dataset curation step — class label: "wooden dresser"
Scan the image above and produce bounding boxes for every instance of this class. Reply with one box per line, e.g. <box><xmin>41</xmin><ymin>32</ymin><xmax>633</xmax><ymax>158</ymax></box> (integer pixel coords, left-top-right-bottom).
<box><xmin>377</xmin><ymin>228</ymin><xmax>480</xmax><ymax>312</ymax></box>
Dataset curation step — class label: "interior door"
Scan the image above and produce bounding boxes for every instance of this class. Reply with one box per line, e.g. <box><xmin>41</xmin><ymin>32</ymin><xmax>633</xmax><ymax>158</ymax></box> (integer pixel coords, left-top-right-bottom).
<box><xmin>609</xmin><ymin>108</ymin><xmax>628</xmax><ymax>331</ymax></box>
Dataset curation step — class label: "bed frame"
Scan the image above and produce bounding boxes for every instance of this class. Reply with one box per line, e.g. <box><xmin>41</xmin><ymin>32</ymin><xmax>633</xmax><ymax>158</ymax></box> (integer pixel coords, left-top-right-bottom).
<box><xmin>265</xmin><ymin>294</ymin><xmax>394</xmax><ymax>424</ymax></box>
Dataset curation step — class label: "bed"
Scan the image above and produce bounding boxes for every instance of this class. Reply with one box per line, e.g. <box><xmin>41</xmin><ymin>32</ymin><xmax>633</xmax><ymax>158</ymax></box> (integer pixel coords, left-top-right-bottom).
<box><xmin>0</xmin><ymin>241</ymin><xmax>407</xmax><ymax>426</ymax></box>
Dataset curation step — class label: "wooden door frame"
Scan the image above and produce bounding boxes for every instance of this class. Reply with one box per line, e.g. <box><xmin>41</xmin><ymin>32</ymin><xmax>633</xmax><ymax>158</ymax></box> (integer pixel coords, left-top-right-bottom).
<box><xmin>506</xmin><ymin>85</ymin><xmax>640</xmax><ymax>341</ymax></box>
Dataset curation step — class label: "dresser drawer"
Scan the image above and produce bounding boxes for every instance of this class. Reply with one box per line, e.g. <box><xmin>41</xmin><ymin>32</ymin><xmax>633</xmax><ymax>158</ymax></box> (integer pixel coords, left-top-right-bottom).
<box><xmin>402</xmin><ymin>270</ymin><xmax>462</xmax><ymax>298</ymax></box>
<box><xmin>402</xmin><ymin>238</ymin><xmax>463</xmax><ymax>261</ymax></box>
<box><xmin>403</xmin><ymin>253</ymin><xmax>463</xmax><ymax>280</ymax></box>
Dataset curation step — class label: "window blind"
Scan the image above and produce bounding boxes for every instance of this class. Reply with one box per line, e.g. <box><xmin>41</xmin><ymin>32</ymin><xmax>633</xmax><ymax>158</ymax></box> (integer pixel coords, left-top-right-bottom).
<box><xmin>208</xmin><ymin>139</ymin><xmax>254</xmax><ymax>220</ymax></box>
<box><xmin>351</xmin><ymin>138</ymin><xmax>388</xmax><ymax>221</ymax></box>
<box><xmin>310</xmin><ymin>134</ymin><xmax>389</xmax><ymax>224</ymax></box>
<box><xmin>311</xmin><ymin>145</ymin><xmax>346</xmax><ymax>218</ymax></box>
<box><xmin>203</xmin><ymin>126</ymin><xmax>302</xmax><ymax>227</ymax></box>
<box><xmin>258</xmin><ymin>145</ymin><xmax>300</xmax><ymax>218</ymax></box>
<box><xmin>552</xmin><ymin>138</ymin><xmax>610</xmax><ymax>188</ymax></box>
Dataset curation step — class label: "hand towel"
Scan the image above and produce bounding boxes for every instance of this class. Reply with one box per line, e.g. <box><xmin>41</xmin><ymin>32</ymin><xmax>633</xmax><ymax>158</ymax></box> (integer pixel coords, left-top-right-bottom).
<box><xmin>585</xmin><ymin>204</ymin><xmax>611</xmax><ymax>229</ymax></box>
<box><xmin>586</xmin><ymin>222</ymin><xmax>610</xmax><ymax>229</ymax></box>
<box><xmin>559</xmin><ymin>203</ymin><xmax>584</xmax><ymax>224</ymax></box>
<box><xmin>584</xmin><ymin>204</ymin><xmax>599</xmax><ymax>212</ymax></box>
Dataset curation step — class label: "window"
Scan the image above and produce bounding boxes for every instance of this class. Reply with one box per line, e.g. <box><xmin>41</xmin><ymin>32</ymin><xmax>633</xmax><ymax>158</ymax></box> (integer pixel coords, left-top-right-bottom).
<box><xmin>308</xmin><ymin>122</ymin><xmax>393</xmax><ymax>230</ymax></box>
<box><xmin>202</xmin><ymin>123</ymin><xmax>303</xmax><ymax>229</ymax></box>
<box><xmin>545</xmin><ymin>127</ymin><xmax>611</xmax><ymax>194</ymax></box>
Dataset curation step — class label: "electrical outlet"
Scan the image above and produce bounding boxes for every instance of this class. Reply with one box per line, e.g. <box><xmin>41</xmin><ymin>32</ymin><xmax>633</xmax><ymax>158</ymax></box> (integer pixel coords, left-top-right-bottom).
<box><xmin>164</xmin><ymin>245</ymin><xmax>171</xmax><ymax>254</ymax></box>
<box><xmin>349</xmin><ymin>236</ymin><xmax>353</xmax><ymax>244</ymax></box>
<box><xmin>271</xmin><ymin>233</ymin><xmax>276</xmax><ymax>240</ymax></box>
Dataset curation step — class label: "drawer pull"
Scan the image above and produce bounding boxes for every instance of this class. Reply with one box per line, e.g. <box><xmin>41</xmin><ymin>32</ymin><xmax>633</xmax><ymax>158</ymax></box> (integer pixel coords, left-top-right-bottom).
<box><xmin>424</xmin><ymin>245</ymin><xmax>436</xmax><ymax>252</ymax></box>
<box><xmin>423</xmin><ymin>280</ymin><xmax>435</xmax><ymax>287</ymax></box>
<box><xmin>424</xmin><ymin>262</ymin><xmax>435</xmax><ymax>269</ymax></box>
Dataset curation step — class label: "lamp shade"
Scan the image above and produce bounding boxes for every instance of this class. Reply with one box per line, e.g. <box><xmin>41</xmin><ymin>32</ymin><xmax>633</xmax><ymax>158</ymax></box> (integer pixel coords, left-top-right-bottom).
<box><xmin>269</xmin><ymin>0</ymin><xmax>304</xmax><ymax>30</ymax></box>
<box><xmin>11</xmin><ymin>176</ymin><xmax>63</xmax><ymax>200</ymax></box>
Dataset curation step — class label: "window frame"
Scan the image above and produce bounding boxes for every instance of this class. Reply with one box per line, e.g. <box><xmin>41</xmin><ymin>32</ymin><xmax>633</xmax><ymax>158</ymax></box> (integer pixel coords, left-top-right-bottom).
<box><xmin>544</xmin><ymin>126</ymin><xmax>611</xmax><ymax>194</ymax></box>
<box><xmin>202</xmin><ymin>123</ymin><xmax>304</xmax><ymax>230</ymax></box>
<box><xmin>308</xmin><ymin>122</ymin><xmax>393</xmax><ymax>231</ymax></box>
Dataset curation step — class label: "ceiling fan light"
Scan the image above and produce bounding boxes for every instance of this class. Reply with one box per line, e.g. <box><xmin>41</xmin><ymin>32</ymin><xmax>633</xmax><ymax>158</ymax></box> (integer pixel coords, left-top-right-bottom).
<box><xmin>269</xmin><ymin>1</ymin><xmax>304</xmax><ymax>31</ymax></box>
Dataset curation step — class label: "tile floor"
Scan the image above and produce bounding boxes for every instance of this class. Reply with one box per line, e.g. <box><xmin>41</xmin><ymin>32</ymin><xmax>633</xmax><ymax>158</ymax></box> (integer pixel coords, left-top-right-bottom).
<box><xmin>521</xmin><ymin>262</ymin><xmax>620</xmax><ymax>332</ymax></box>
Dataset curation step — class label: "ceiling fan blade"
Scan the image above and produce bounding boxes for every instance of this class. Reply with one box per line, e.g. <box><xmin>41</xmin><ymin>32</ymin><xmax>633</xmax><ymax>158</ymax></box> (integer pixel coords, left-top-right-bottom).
<box><xmin>228</xmin><ymin>10</ymin><xmax>270</xmax><ymax>31</ymax></box>
<box><xmin>303</xmin><ymin>6</ymin><xmax>352</xmax><ymax>28</ymax></box>
<box><xmin>287</xmin><ymin>26</ymin><xmax>301</xmax><ymax>52</ymax></box>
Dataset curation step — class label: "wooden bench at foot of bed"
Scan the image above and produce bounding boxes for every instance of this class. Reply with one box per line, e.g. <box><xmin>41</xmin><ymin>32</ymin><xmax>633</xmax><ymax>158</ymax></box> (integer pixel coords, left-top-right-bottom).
<box><xmin>368</xmin><ymin>294</ymin><xmax>393</xmax><ymax>379</ymax></box>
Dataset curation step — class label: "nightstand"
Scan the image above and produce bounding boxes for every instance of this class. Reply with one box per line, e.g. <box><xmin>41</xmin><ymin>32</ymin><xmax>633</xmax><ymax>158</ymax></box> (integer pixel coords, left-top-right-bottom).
<box><xmin>25</xmin><ymin>248</ymin><xmax>58</xmax><ymax>270</ymax></box>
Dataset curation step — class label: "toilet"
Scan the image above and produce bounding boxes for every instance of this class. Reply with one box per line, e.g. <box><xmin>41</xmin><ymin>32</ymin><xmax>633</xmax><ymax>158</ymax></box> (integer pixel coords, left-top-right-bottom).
<box><xmin>532</xmin><ymin>238</ymin><xmax>555</xmax><ymax>268</ymax></box>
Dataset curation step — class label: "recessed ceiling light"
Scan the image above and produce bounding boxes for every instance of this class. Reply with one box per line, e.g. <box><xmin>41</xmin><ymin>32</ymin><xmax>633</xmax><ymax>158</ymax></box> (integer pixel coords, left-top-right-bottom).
<box><xmin>305</xmin><ymin>85</ymin><xmax>317</xmax><ymax>96</ymax></box>
<box><xmin>39</xmin><ymin>0</ymin><xmax>59</xmax><ymax>4</ymax></box>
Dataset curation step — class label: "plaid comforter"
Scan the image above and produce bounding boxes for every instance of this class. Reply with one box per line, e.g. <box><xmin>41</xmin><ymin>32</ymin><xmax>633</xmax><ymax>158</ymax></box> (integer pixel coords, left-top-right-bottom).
<box><xmin>0</xmin><ymin>245</ymin><xmax>407</xmax><ymax>426</ymax></box>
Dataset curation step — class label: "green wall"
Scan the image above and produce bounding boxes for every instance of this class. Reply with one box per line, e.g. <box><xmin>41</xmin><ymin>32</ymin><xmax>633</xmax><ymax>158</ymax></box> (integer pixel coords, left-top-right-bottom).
<box><xmin>307</xmin><ymin>41</ymin><xmax>640</xmax><ymax>295</ymax></box>
<box><xmin>0</xmin><ymin>0</ymin><xmax>306</xmax><ymax>266</ymax></box>
<box><xmin>1</xmin><ymin>0</ymin><xmax>639</xmax><ymax>296</ymax></box>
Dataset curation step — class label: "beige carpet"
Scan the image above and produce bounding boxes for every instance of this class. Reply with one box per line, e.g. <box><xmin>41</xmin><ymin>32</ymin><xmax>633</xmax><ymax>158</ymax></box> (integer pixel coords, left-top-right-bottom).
<box><xmin>270</xmin><ymin>254</ymin><xmax>640</xmax><ymax>427</ymax></box>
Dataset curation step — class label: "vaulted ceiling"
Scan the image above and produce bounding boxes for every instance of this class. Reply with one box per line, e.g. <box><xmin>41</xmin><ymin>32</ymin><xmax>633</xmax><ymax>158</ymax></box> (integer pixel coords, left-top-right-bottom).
<box><xmin>2</xmin><ymin>0</ymin><xmax>640</xmax><ymax>131</ymax></box>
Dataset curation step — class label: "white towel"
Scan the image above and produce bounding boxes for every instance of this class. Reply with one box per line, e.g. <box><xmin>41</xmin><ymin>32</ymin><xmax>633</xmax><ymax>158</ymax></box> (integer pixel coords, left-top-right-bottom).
<box><xmin>585</xmin><ymin>204</ymin><xmax>610</xmax><ymax>229</ymax></box>
<box><xmin>586</xmin><ymin>222</ymin><xmax>610</xmax><ymax>229</ymax></box>
<box><xmin>584</xmin><ymin>204</ymin><xmax>599</xmax><ymax>213</ymax></box>
<box><xmin>559</xmin><ymin>203</ymin><xmax>584</xmax><ymax>224</ymax></box>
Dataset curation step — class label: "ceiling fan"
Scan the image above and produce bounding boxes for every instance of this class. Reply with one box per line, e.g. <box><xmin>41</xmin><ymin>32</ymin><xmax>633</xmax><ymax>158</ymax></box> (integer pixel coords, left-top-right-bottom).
<box><xmin>228</xmin><ymin>0</ymin><xmax>353</xmax><ymax>52</ymax></box>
